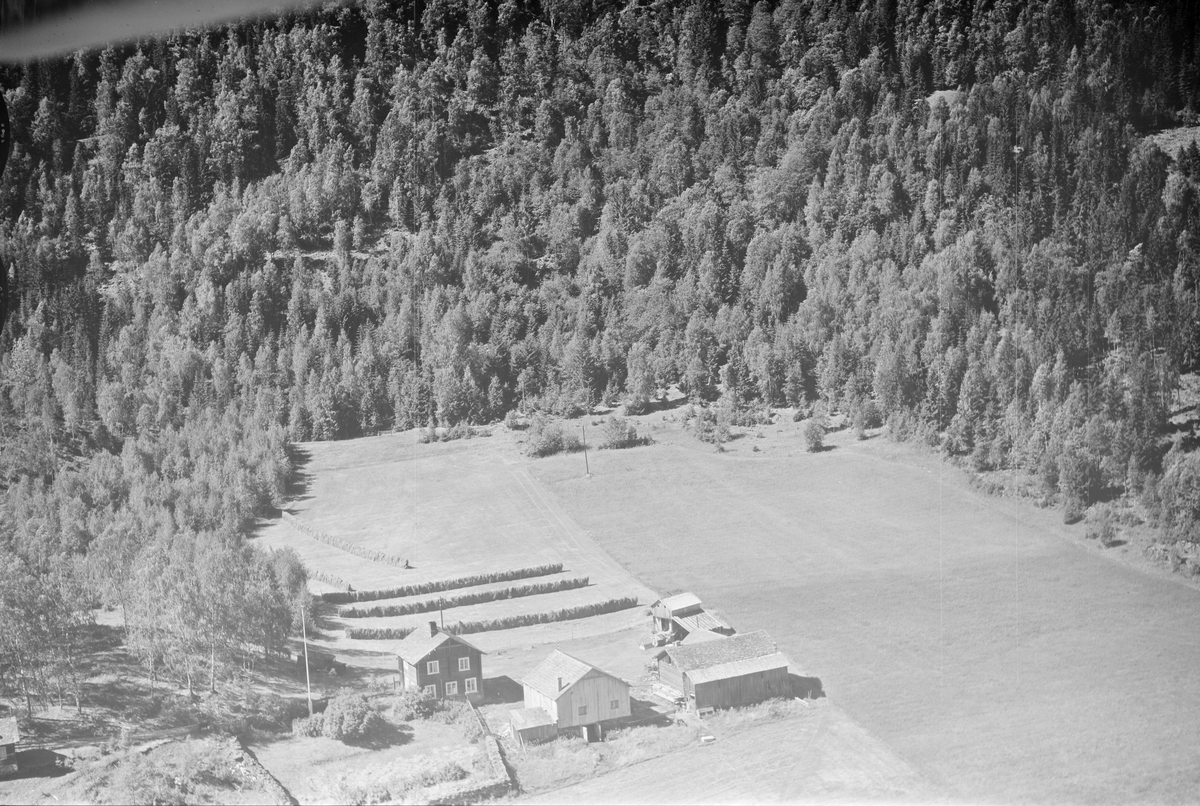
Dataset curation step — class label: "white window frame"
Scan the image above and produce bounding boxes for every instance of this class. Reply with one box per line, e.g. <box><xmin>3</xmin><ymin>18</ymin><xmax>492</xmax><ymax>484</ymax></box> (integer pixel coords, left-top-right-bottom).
<box><xmin>464</xmin><ymin>676</ymin><xmax>478</xmax><ymax>694</ymax></box>
<box><xmin>423</xmin><ymin>684</ymin><xmax>436</xmax><ymax>697</ymax></box>
<box><xmin>458</xmin><ymin>656</ymin><xmax>471</xmax><ymax>672</ymax></box>
<box><xmin>427</xmin><ymin>660</ymin><xmax>439</xmax><ymax>675</ymax></box>
<box><xmin>445</xmin><ymin>680</ymin><xmax>458</xmax><ymax>696</ymax></box>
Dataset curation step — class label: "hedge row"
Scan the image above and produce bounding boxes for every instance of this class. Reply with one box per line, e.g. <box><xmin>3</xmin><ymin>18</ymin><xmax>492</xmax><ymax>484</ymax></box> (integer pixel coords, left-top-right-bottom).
<box><xmin>309</xmin><ymin>568</ymin><xmax>351</xmax><ymax>591</ymax></box>
<box><xmin>321</xmin><ymin>563</ymin><xmax>565</xmax><ymax>605</ymax></box>
<box><xmin>282</xmin><ymin>511</ymin><xmax>409</xmax><ymax>568</ymax></box>
<box><xmin>344</xmin><ymin>597</ymin><xmax>639</xmax><ymax>640</ymax></box>
<box><xmin>338</xmin><ymin>577</ymin><xmax>590</xmax><ymax>618</ymax></box>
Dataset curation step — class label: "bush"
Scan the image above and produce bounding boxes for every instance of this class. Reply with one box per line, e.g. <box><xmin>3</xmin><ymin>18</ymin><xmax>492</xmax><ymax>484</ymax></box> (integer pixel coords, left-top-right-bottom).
<box><xmin>504</xmin><ymin>410</ymin><xmax>527</xmax><ymax>430</ymax></box>
<box><xmin>693</xmin><ymin>406</ymin><xmax>730</xmax><ymax>444</ymax></box>
<box><xmin>804</xmin><ymin>418</ymin><xmax>826</xmax><ymax>452</ymax></box>
<box><xmin>321</xmin><ymin>693</ymin><xmax>384</xmax><ymax>742</ymax></box>
<box><xmin>391</xmin><ymin>689</ymin><xmax>441</xmax><ymax>721</ymax></box>
<box><xmin>1086</xmin><ymin>503</ymin><xmax>1118</xmax><ymax>547</ymax></box>
<box><xmin>348</xmin><ymin>597</ymin><xmax>641</xmax><ymax>639</ymax></box>
<box><xmin>527</xmin><ymin>414</ymin><xmax>583</xmax><ymax>457</ymax></box>
<box><xmin>292</xmin><ymin>713</ymin><xmax>325</xmax><ymax>737</ymax></box>
<box><xmin>600</xmin><ymin>417</ymin><xmax>647</xmax><ymax>449</ymax></box>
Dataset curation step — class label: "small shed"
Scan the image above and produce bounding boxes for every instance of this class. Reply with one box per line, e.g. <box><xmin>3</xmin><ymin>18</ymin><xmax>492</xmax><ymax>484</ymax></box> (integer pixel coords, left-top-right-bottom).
<box><xmin>649</xmin><ymin>592</ymin><xmax>734</xmax><ymax>641</ymax></box>
<box><xmin>522</xmin><ymin>650</ymin><xmax>631</xmax><ymax>738</ymax></box>
<box><xmin>0</xmin><ymin>717</ymin><xmax>18</xmax><ymax>778</ymax></box>
<box><xmin>508</xmin><ymin>707</ymin><xmax>558</xmax><ymax>747</ymax></box>
<box><xmin>657</xmin><ymin>629</ymin><xmax>789</xmax><ymax>710</ymax></box>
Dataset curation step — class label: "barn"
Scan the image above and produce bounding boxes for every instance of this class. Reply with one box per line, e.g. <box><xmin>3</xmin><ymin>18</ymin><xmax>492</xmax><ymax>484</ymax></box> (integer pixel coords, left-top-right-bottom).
<box><xmin>396</xmin><ymin>621</ymin><xmax>486</xmax><ymax>703</ymax></box>
<box><xmin>508</xmin><ymin>706</ymin><xmax>558</xmax><ymax>747</ymax></box>
<box><xmin>521</xmin><ymin>650</ymin><xmax>630</xmax><ymax>740</ymax></box>
<box><xmin>0</xmin><ymin>717</ymin><xmax>18</xmax><ymax>778</ymax></box>
<box><xmin>657</xmin><ymin>629</ymin><xmax>790</xmax><ymax>710</ymax></box>
<box><xmin>649</xmin><ymin>592</ymin><xmax>734</xmax><ymax>643</ymax></box>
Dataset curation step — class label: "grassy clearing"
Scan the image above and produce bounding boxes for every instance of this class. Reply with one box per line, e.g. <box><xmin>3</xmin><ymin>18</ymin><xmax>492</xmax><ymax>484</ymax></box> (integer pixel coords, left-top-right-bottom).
<box><xmin>527</xmin><ymin>412</ymin><xmax>1200</xmax><ymax>804</ymax></box>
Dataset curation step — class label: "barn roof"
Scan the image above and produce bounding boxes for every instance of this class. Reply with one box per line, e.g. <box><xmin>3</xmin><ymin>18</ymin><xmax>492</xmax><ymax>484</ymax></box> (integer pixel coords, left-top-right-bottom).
<box><xmin>687</xmin><ymin>652</ymin><xmax>789</xmax><ymax>685</ymax></box>
<box><xmin>396</xmin><ymin>629</ymin><xmax>485</xmax><ymax>665</ymax></box>
<box><xmin>0</xmin><ymin>717</ymin><xmax>17</xmax><ymax>745</ymax></box>
<box><xmin>522</xmin><ymin>649</ymin><xmax>626</xmax><ymax>698</ymax></box>
<box><xmin>509</xmin><ymin>707</ymin><xmax>555</xmax><ymax>729</ymax></box>
<box><xmin>680</xmin><ymin>628</ymin><xmax>725</xmax><ymax>645</ymax></box>
<box><xmin>674</xmin><ymin>610</ymin><xmax>731</xmax><ymax>634</ymax></box>
<box><xmin>663</xmin><ymin>629</ymin><xmax>777</xmax><ymax>672</ymax></box>
<box><xmin>656</xmin><ymin>592</ymin><xmax>702</xmax><ymax>614</ymax></box>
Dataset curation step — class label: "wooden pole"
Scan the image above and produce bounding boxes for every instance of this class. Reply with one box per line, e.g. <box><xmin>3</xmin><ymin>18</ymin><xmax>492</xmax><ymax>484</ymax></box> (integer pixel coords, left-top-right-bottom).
<box><xmin>301</xmin><ymin>603</ymin><xmax>313</xmax><ymax>717</ymax></box>
<box><xmin>581</xmin><ymin>423</ymin><xmax>590</xmax><ymax>477</ymax></box>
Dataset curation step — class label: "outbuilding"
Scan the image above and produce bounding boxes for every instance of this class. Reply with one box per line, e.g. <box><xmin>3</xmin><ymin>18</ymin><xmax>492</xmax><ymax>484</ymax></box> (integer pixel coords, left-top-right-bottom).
<box><xmin>521</xmin><ymin>650</ymin><xmax>630</xmax><ymax>740</ymax></box>
<box><xmin>396</xmin><ymin>621</ymin><xmax>486</xmax><ymax>703</ymax></box>
<box><xmin>508</xmin><ymin>706</ymin><xmax>558</xmax><ymax>747</ymax></box>
<box><xmin>649</xmin><ymin>592</ymin><xmax>733</xmax><ymax>642</ymax></box>
<box><xmin>0</xmin><ymin>717</ymin><xmax>18</xmax><ymax>778</ymax></box>
<box><xmin>657</xmin><ymin>629</ymin><xmax>790</xmax><ymax>711</ymax></box>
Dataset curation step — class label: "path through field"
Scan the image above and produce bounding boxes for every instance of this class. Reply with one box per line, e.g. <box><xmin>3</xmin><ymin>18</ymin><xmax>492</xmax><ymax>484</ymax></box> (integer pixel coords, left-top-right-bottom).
<box><xmin>529</xmin><ymin>423</ymin><xmax>1200</xmax><ymax>804</ymax></box>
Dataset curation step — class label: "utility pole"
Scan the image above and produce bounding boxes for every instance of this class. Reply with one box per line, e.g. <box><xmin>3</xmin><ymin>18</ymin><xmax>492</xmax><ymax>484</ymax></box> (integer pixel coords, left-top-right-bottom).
<box><xmin>581</xmin><ymin>422</ymin><xmax>591</xmax><ymax>477</ymax></box>
<box><xmin>301</xmin><ymin>603</ymin><xmax>314</xmax><ymax>717</ymax></box>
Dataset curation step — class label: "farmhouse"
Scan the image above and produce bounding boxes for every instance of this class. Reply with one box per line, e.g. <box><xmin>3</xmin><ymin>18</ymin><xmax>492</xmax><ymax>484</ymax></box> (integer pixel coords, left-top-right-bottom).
<box><xmin>521</xmin><ymin>650</ymin><xmax>630</xmax><ymax>740</ymax></box>
<box><xmin>657</xmin><ymin>629</ymin><xmax>790</xmax><ymax>711</ymax></box>
<box><xmin>649</xmin><ymin>592</ymin><xmax>733</xmax><ymax>643</ymax></box>
<box><xmin>396</xmin><ymin>621</ymin><xmax>485</xmax><ymax>703</ymax></box>
<box><xmin>0</xmin><ymin>716</ymin><xmax>17</xmax><ymax>778</ymax></box>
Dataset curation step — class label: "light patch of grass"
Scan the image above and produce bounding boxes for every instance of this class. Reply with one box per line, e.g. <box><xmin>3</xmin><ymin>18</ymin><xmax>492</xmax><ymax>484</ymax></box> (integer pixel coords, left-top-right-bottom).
<box><xmin>702</xmin><ymin>697</ymin><xmax>812</xmax><ymax>735</ymax></box>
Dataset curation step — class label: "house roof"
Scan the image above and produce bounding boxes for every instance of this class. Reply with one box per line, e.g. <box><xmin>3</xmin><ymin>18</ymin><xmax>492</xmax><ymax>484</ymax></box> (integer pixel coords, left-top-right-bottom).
<box><xmin>686</xmin><ymin>652</ymin><xmax>789</xmax><ymax>685</ymax></box>
<box><xmin>680</xmin><ymin>628</ymin><xmax>725</xmax><ymax>645</ymax></box>
<box><xmin>522</xmin><ymin>649</ymin><xmax>626</xmax><ymax>698</ymax></box>
<box><xmin>509</xmin><ymin>707</ymin><xmax>555</xmax><ymax>730</ymax></box>
<box><xmin>655</xmin><ymin>592</ymin><xmax>702</xmax><ymax>614</ymax></box>
<box><xmin>396</xmin><ymin>629</ymin><xmax>485</xmax><ymax>665</ymax></box>
<box><xmin>0</xmin><ymin>717</ymin><xmax>17</xmax><ymax>745</ymax></box>
<box><xmin>663</xmin><ymin>629</ymin><xmax>777</xmax><ymax>672</ymax></box>
<box><xmin>674</xmin><ymin>610</ymin><xmax>731</xmax><ymax>634</ymax></box>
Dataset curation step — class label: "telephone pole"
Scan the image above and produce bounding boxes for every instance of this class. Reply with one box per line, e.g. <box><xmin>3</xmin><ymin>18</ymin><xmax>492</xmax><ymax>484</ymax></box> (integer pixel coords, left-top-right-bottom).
<box><xmin>581</xmin><ymin>422</ymin><xmax>591</xmax><ymax>477</ymax></box>
<box><xmin>301</xmin><ymin>603</ymin><xmax>314</xmax><ymax>717</ymax></box>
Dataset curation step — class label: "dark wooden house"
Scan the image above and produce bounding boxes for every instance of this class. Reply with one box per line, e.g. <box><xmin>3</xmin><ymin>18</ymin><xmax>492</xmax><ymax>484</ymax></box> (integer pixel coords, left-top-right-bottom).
<box><xmin>0</xmin><ymin>717</ymin><xmax>18</xmax><ymax>778</ymax></box>
<box><xmin>649</xmin><ymin>592</ymin><xmax>733</xmax><ymax>643</ymax></box>
<box><xmin>657</xmin><ymin>629</ymin><xmax>790</xmax><ymax>711</ymax></box>
<box><xmin>396</xmin><ymin>622</ymin><xmax>485</xmax><ymax>703</ymax></box>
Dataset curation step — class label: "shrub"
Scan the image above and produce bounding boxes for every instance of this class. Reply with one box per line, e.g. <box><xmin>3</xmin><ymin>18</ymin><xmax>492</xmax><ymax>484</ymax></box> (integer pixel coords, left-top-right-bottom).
<box><xmin>391</xmin><ymin>689</ymin><xmax>441</xmax><ymax>721</ymax></box>
<box><xmin>804</xmin><ymin>418</ymin><xmax>826</xmax><ymax>452</ymax></box>
<box><xmin>349</xmin><ymin>597</ymin><xmax>640</xmax><ymax>639</ymax></box>
<box><xmin>600</xmin><ymin>417</ymin><xmax>646</xmax><ymax>450</ymax></box>
<box><xmin>1086</xmin><ymin>503</ymin><xmax>1118</xmax><ymax>547</ymax></box>
<box><xmin>323</xmin><ymin>563</ymin><xmax>564</xmax><ymax>604</ymax></box>
<box><xmin>321</xmin><ymin>693</ymin><xmax>384</xmax><ymax>741</ymax></box>
<box><xmin>444</xmin><ymin>421</ymin><xmax>475</xmax><ymax>441</ymax></box>
<box><xmin>693</xmin><ymin>406</ymin><xmax>730</xmax><ymax>444</ymax></box>
<box><xmin>339</xmin><ymin>576</ymin><xmax>589</xmax><ymax>618</ymax></box>
<box><xmin>527</xmin><ymin>414</ymin><xmax>583</xmax><ymax>457</ymax></box>
<box><xmin>504</xmin><ymin>410</ymin><xmax>527</xmax><ymax>430</ymax></box>
<box><xmin>292</xmin><ymin>713</ymin><xmax>325</xmax><ymax>737</ymax></box>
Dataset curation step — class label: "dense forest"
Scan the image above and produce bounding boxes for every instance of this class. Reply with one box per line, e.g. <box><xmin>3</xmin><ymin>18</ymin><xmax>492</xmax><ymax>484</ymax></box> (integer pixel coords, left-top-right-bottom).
<box><xmin>3</xmin><ymin>0</ymin><xmax>1200</xmax><ymax>705</ymax></box>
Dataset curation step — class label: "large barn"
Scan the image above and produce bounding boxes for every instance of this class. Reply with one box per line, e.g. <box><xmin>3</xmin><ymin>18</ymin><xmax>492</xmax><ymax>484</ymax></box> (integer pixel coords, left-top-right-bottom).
<box><xmin>520</xmin><ymin>650</ymin><xmax>630</xmax><ymax>740</ymax></box>
<box><xmin>657</xmin><ymin>629</ymin><xmax>790</xmax><ymax>711</ymax></box>
<box><xmin>649</xmin><ymin>592</ymin><xmax>734</xmax><ymax>643</ymax></box>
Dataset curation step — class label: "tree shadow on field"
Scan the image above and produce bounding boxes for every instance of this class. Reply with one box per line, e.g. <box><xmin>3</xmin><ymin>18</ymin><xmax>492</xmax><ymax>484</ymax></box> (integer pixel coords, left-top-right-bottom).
<box><xmin>789</xmin><ymin>674</ymin><xmax>825</xmax><ymax>700</ymax></box>
<box><xmin>343</xmin><ymin>719</ymin><xmax>414</xmax><ymax>750</ymax></box>
<box><xmin>284</xmin><ymin>444</ymin><xmax>314</xmax><ymax>502</ymax></box>
<box><xmin>483</xmin><ymin>676</ymin><xmax>523</xmax><ymax>705</ymax></box>
<box><xmin>809</xmin><ymin>444</ymin><xmax>837</xmax><ymax>453</ymax></box>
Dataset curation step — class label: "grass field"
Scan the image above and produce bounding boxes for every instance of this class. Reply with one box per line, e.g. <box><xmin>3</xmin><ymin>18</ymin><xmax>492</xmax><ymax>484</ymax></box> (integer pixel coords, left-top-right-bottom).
<box><xmin>524</xmin><ymin>412</ymin><xmax>1200</xmax><ymax>804</ymax></box>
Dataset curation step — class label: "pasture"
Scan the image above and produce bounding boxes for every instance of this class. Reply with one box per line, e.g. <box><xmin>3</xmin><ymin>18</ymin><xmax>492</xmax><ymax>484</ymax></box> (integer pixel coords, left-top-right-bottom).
<box><xmin>527</xmin><ymin>412</ymin><xmax>1200</xmax><ymax>803</ymax></box>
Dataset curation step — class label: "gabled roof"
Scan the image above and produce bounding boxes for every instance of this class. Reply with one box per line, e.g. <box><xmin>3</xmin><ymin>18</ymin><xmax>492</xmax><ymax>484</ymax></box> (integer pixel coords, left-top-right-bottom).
<box><xmin>663</xmin><ymin>629</ymin><xmax>777</xmax><ymax>672</ymax></box>
<box><xmin>686</xmin><ymin>652</ymin><xmax>789</xmax><ymax>684</ymax></box>
<box><xmin>522</xmin><ymin>649</ymin><xmax>627</xmax><ymax>698</ymax></box>
<box><xmin>0</xmin><ymin>717</ymin><xmax>17</xmax><ymax>745</ymax></box>
<box><xmin>674</xmin><ymin>610</ymin><xmax>731</xmax><ymax>634</ymax></box>
<box><xmin>509</xmin><ymin>707</ymin><xmax>555</xmax><ymax>729</ymax></box>
<box><xmin>396</xmin><ymin>629</ymin><xmax>485</xmax><ymax>665</ymax></box>
<box><xmin>655</xmin><ymin>592</ymin><xmax>702</xmax><ymax>614</ymax></box>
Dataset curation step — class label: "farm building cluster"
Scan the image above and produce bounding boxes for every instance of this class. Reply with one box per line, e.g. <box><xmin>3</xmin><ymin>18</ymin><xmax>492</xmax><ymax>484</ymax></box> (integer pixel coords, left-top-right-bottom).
<box><xmin>391</xmin><ymin>591</ymin><xmax>795</xmax><ymax>747</ymax></box>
